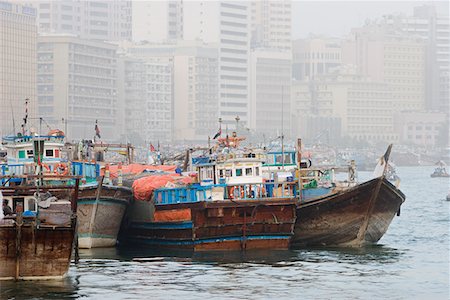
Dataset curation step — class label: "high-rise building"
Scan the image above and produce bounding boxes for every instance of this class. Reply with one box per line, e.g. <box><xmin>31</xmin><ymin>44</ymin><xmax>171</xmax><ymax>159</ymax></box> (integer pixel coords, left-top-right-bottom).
<box><xmin>37</xmin><ymin>35</ymin><xmax>119</xmax><ymax>141</ymax></box>
<box><xmin>120</xmin><ymin>45</ymin><xmax>174</xmax><ymax>143</ymax></box>
<box><xmin>249</xmin><ymin>49</ymin><xmax>291</xmax><ymax>138</ymax></box>
<box><xmin>173</xmin><ymin>47</ymin><xmax>219</xmax><ymax>142</ymax></box>
<box><xmin>132</xmin><ymin>1</ymin><xmax>250</xmax><ymax>127</ymax></box>
<box><xmin>0</xmin><ymin>1</ymin><xmax>37</xmax><ymax>136</ymax></box>
<box><xmin>343</xmin><ymin>24</ymin><xmax>426</xmax><ymax>112</ymax></box>
<box><xmin>34</xmin><ymin>0</ymin><xmax>132</xmax><ymax>41</ymax></box>
<box><xmin>292</xmin><ymin>37</ymin><xmax>342</xmax><ymax>80</ymax></box>
<box><xmin>120</xmin><ymin>42</ymin><xmax>219</xmax><ymax>143</ymax></box>
<box><xmin>292</xmin><ymin>67</ymin><xmax>397</xmax><ymax>143</ymax></box>
<box><xmin>176</xmin><ymin>1</ymin><xmax>251</xmax><ymax>127</ymax></box>
<box><xmin>251</xmin><ymin>0</ymin><xmax>291</xmax><ymax>51</ymax></box>
<box><xmin>132</xmin><ymin>1</ymin><xmax>182</xmax><ymax>43</ymax></box>
<box><xmin>383</xmin><ymin>5</ymin><xmax>449</xmax><ymax>112</ymax></box>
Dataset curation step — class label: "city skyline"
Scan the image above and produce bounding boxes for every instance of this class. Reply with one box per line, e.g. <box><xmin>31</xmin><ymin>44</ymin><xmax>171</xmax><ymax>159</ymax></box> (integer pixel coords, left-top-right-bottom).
<box><xmin>0</xmin><ymin>0</ymin><xmax>448</xmax><ymax>148</ymax></box>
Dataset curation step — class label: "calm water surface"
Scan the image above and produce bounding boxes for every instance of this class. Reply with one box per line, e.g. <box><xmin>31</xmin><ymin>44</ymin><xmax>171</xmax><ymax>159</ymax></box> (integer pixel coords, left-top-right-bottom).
<box><xmin>1</xmin><ymin>166</ymin><xmax>449</xmax><ymax>299</ymax></box>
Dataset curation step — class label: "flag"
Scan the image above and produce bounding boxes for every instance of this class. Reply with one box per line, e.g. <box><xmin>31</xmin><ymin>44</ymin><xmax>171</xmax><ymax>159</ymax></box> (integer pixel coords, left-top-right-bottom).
<box><xmin>213</xmin><ymin>127</ymin><xmax>222</xmax><ymax>139</ymax></box>
<box><xmin>95</xmin><ymin>120</ymin><xmax>101</xmax><ymax>138</ymax></box>
<box><xmin>150</xmin><ymin>144</ymin><xmax>155</xmax><ymax>152</ymax></box>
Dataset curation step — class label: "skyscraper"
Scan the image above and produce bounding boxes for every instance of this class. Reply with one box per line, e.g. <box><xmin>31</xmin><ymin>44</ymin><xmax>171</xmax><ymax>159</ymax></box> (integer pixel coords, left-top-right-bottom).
<box><xmin>0</xmin><ymin>1</ymin><xmax>37</xmax><ymax>136</ymax></box>
<box><xmin>37</xmin><ymin>35</ymin><xmax>119</xmax><ymax>140</ymax></box>
<box><xmin>383</xmin><ymin>5</ymin><xmax>449</xmax><ymax>112</ymax></box>
<box><xmin>132</xmin><ymin>1</ymin><xmax>182</xmax><ymax>43</ymax></box>
<box><xmin>251</xmin><ymin>0</ymin><xmax>291</xmax><ymax>51</ymax></box>
<box><xmin>132</xmin><ymin>1</ymin><xmax>251</xmax><ymax>128</ymax></box>
<box><xmin>34</xmin><ymin>0</ymin><xmax>132</xmax><ymax>41</ymax></box>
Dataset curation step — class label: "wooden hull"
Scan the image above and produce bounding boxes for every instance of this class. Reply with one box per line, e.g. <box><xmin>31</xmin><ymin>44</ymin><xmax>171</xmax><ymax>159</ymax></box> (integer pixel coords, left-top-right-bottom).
<box><xmin>292</xmin><ymin>177</ymin><xmax>405</xmax><ymax>247</ymax></box>
<box><xmin>0</xmin><ymin>223</ymin><xmax>75</xmax><ymax>280</ymax></box>
<box><xmin>77</xmin><ymin>185</ymin><xmax>132</xmax><ymax>248</ymax></box>
<box><xmin>124</xmin><ymin>200</ymin><xmax>296</xmax><ymax>251</ymax></box>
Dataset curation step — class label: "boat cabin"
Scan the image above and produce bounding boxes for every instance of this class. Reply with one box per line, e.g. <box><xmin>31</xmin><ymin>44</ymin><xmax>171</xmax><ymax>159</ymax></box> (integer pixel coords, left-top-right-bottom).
<box><xmin>197</xmin><ymin>157</ymin><xmax>263</xmax><ymax>185</ymax></box>
<box><xmin>2</xmin><ymin>195</ymin><xmax>37</xmax><ymax>214</ymax></box>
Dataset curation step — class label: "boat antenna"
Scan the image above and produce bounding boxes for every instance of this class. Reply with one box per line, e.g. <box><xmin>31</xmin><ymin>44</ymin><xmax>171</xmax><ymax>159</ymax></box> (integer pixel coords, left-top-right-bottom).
<box><xmin>281</xmin><ymin>86</ymin><xmax>284</xmax><ymax>169</ymax></box>
<box><xmin>9</xmin><ymin>99</ymin><xmax>16</xmax><ymax>135</ymax></box>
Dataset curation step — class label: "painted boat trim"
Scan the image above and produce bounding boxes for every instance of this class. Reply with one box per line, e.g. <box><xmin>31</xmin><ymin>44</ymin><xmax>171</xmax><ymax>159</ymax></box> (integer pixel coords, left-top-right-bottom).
<box><xmin>130</xmin><ymin>221</ymin><xmax>193</xmax><ymax>230</ymax></box>
<box><xmin>128</xmin><ymin>234</ymin><xmax>292</xmax><ymax>246</ymax></box>
<box><xmin>78</xmin><ymin>233</ymin><xmax>116</xmax><ymax>239</ymax></box>
<box><xmin>77</xmin><ymin>197</ymin><xmax>128</xmax><ymax>206</ymax></box>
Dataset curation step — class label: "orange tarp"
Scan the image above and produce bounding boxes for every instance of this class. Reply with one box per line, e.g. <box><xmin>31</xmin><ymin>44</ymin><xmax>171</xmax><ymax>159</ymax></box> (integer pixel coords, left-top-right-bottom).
<box><xmin>153</xmin><ymin>208</ymin><xmax>192</xmax><ymax>222</ymax></box>
<box><xmin>132</xmin><ymin>174</ymin><xmax>193</xmax><ymax>201</ymax></box>
<box><xmin>101</xmin><ymin>163</ymin><xmax>176</xmax><ymax>179</ymax></box>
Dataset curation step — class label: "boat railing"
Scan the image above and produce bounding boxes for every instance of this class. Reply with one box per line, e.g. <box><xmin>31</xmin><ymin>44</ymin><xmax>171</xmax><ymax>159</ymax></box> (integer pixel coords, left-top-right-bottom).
<box><xmin>154</xmin><ymin>181</ymin><xmax>298</xmax><ymax>205</ymax></box>
<box><xmin>2</xmin><ymin>135</ymin><xmax>65</xmax><ymax>143</ymax></box>
<box><xmin>1</xmin><ymin>164</ymin><xmax>36</xmax><ymax>184</ymax></box>
<box><xmin>71</xmin><ymin>161</ymin><xmax>100</xmax><ymax>178</ymax></box>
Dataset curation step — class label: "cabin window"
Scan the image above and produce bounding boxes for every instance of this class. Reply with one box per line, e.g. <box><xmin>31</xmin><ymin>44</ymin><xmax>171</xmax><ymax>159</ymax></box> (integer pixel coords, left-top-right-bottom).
<box><xmin>18</xmin><ymin>150</ymin><xmax>26</xmax><ymax>159</ymax></box>
<box><xmin>54</xmin><ymin>149</ymin><xmax>60</xmax><ymax>158</ymax></box>
<box><xmin>255</xmin><ymin>167</ymin><xmax>260</xmax><ymax>176</ymax></box>
<box><xmin>245</xmin><ymin>168</ymin><xmax>252</xmax><ymax>176</ymax></box>
<box><xmin>27</xmin><ymin>198</ymin><xmax>36</xmax><ymax>211</ymax></box>
<box><xmin>267</xmin><ymin>155</ymin><xmax>275</xmax><ymax>165</ymax></box>
<box><xmin>225</xmin><ymin>169</ymin><xmax>232</xmax><ymax>177</ymax></box>
<box><xmin>236</xmin><ymin>168</ymin><xmax>242</xmax><ymax>176</ymax></box>
<box><xmin>284</xmin><ymin>154</ymin><xmax>292</xmax><ymax>164</ymax></box>
<box><xmin>275</xmin><ymin>155</ymin><xmax>283</xmax><ymax>164</ymax></box>
<box><xmin>45</xmin><ymin>149</ymin><xmax>54</xmax><ymax>157</ymax></box>
<box><xmin>219</xmin><ymin>169</ymin><xmax>224</xmax><ymax>178</ymax></box>
<box><xmin>26</xmin><ymin>150</ymin><xmax>34</xmax><ymax>158</ymax></box>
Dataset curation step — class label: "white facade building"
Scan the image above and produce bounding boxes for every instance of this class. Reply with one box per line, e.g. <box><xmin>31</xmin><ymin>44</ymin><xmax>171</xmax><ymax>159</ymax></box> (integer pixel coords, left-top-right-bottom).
<box><xmin>37</xmin><ymin>35</ymin><xmax>119</xmax><ymax>141</ymax></box>
<box><xmin>132</xmin><ymin>1</ymin><xmax>182</xmax><ymax>43</ymax></box>
<box><xmin>251</xmin><ymin>0</ymin><xmax>292</xmax><ymax>51</ymax></box>
<box><xmin>292</xmin><ymin>37</ymin><xmax>342</xmax><ymax>80</ymax></box>
<box><xmin>34</xmin><ymin>0</ymin><xmax>132</xmax><ymax>41</ymax></box>
<box><xmin>383</xmin><ymin>5</ymin><xmax>449</xmax><ymax>113</ymax></box>
<box><xmin>132</xmin><ymin>1</ymin><xmax>250</xmax><ymax>127</ymax></box>
<box><xmin>0</xmin><ymin>1</ymin><xmax>37</xmax><ymax>136</ymax></box>
<box><xmin>249</xmin><ymin>49</ymin><xmax>291</xmax><ymax>138</ymax></box>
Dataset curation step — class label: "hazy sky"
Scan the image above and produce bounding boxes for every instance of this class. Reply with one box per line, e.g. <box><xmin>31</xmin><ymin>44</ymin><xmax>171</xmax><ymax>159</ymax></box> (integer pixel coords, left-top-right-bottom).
<box><xmin>292</xmin><ymin>1</ymin><xmax>448</xmax><ymax>38</ymax></box>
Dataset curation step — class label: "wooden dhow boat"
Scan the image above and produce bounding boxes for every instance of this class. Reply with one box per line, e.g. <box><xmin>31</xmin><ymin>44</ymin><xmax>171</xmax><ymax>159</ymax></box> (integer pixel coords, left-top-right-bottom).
<box><xmin>0</xmin><ymin>176</ymin><xmax>79</xmax><ymax>280</ymax></box>
<box><xmin>292</xmin><ymin>144</ymin><xmax>406</xmax><ymax>247</ymax></box>
<box><xmin>1</xmin><ymin>134</ymin><xmax>135</xmax><ymax>249</ymax></box>
<box><xmin>77</xmin><ymin>177</ymin><xmax>132</xmax><ymax>248</ymax></box>
<box><xmin>122</xmin><ymin>153</ymin><xmax>297</xmax><ymax>251</ymax></box>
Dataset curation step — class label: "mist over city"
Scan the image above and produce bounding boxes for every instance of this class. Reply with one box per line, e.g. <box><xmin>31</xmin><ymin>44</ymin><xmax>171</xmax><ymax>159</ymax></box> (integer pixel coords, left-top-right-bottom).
<box><xmin>0</xmin><ymin>1</ymin><xmax>449</xmax><ymax>298</ymax></box>
<box><xmin>1</xmin><ymin>1</ymin><xmax>448</xmax><ymax>155</ymax></box>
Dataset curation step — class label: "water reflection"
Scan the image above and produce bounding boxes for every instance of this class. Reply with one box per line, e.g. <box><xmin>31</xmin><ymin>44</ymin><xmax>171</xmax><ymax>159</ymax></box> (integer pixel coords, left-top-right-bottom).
<box><xmin>0</xmin><ymin>276</ymin><xmax>80</xmax><ymax>299</ymax></box>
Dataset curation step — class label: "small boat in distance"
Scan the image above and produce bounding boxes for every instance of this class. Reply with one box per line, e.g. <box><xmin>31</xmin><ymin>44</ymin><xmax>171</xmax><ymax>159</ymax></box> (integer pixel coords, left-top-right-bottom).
<box><xmin>430</xmin><ymin>161</ymin><xmax>450</xmax><ymax>178</ymax></box>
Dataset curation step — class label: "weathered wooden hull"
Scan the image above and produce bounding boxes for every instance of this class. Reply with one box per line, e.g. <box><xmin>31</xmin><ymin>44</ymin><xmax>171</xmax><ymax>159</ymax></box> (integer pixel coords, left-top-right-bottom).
<box><xmin>77</xmin><ymin>185</ymin><xmax>132</xmax><ymax>248</ymax></box>
<box><xmin>292</xmin><ymin>177</ymin><xmax>405</xmax><ymax>247</ymax></box>
<box><xmin>124</xmin><ymin>200</ymin><xmax>296</xmax><ymax>251</ymax></box>
<box><xmin>0</xmin><ymin>222</ymin><xmax>75</xmax><ymax>280</ymax></box>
